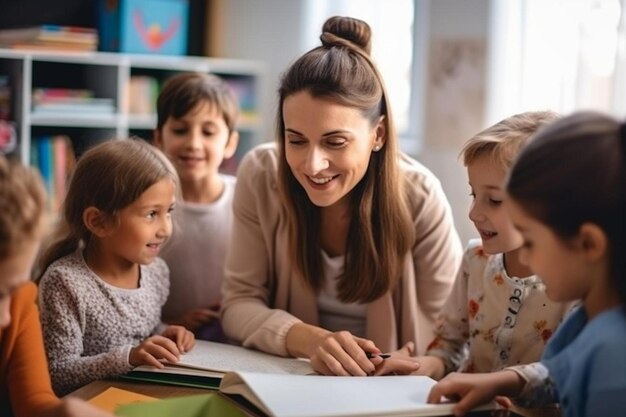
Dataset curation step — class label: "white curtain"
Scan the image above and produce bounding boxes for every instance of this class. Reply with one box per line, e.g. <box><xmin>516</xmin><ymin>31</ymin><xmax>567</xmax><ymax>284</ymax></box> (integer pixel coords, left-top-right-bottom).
<box><xmin>486</xmin><ymin>0</ymin><xmax>624</xmax><ymax>124</ymax></box>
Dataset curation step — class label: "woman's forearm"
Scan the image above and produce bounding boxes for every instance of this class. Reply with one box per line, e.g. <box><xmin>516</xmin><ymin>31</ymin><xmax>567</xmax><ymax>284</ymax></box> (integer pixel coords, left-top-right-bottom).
<box><xmin>285</xmin><ymin>322</ymin><xmax>331</xmax><ymax>358</ymax></box>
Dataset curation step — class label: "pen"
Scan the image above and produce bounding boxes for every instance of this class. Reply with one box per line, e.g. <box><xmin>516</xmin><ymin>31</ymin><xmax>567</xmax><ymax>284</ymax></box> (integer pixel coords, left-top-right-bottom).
<box><xmin>366</xmin><ymin>352</ymin><xmax>391</xmax><ymax>359</ymax></box>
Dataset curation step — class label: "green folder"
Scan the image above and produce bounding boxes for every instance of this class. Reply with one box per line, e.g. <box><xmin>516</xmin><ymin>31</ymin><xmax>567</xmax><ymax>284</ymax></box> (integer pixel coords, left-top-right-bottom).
<box><xmin>121</xmin><ymin>370</ymin><xmax>221</xmax><ymax>390</ymax></box>
<box><xmin>115</xmin><ymin>393</ymin><xmax>247</xmax><ymax>417</ymax></box>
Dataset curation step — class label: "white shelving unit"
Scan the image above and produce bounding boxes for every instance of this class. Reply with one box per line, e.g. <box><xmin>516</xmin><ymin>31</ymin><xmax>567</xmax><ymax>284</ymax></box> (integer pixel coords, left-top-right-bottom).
<box><xmin>0</xmin><ymin>49</ymin><xmax>268</xmax><ymax>167</ymax></box>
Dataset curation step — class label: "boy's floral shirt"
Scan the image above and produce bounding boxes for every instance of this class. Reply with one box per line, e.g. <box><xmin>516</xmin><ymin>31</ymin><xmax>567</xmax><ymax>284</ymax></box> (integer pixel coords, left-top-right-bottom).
<box><xmin>426</xmin><ymin>239</ymin><xmax>577</xmax><ymax>375</ymax></box>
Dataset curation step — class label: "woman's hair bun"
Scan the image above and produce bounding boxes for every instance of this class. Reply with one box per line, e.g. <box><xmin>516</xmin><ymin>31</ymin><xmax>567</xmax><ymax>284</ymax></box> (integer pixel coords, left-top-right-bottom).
<box><xmin>320</xmin><ymin>16</ymin><xmax>372</xmax><ymax>55</ymax></box>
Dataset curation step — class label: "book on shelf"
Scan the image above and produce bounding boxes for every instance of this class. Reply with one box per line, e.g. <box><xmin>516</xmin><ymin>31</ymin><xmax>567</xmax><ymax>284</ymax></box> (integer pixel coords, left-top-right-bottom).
<box><xmin>128</xmin><ymin>75</ymin><xmax>159</xmax><ymax>115</ymax></box>
<box><xmin>32</xmin><ymin>88</ymin><xmax>115</xmax><ymax>115</ymax></box>
<box><xmin>122</xmin><ymin>340</ymin><xmax>314</xmax><ymax>390</ymax></box>
<box><xmin>32</xmin><ymin>100</ymin><xmax>115</xmax><ymax>115</ymax></box>
<box><xmin>223</xmin><ymin>77</ymin><xmax>259</xmax><ymax>125</ymax></box>
<box><xmin>0</xmin><ymin>74</ymin><xmax>12</xmax><ymax>120</ymax></box>
<box><xmin>0</xmin><ymin>25</ymin><xmax>97</xmax><ymax>51</ymax></box>
<box><xmin>30</xmin><ymin>135</ymin><xmax>75</xmax><ymax>211</ymax></box>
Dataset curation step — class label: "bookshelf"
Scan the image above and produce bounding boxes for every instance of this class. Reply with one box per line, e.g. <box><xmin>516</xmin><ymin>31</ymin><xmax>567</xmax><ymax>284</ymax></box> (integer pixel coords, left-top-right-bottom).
<box><xmin>0</xmin><ymin>49</ymin><xmax>268</xmax><ymax>207</ymax></box>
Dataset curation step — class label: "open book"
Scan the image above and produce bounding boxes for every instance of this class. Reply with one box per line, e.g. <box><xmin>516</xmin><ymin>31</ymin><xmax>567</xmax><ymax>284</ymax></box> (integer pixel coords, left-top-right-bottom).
<box><xmin>219</xmin><ymin>372</ymin><xmax>496</xmax><ymax>417</ymax></box>
<box><xmin>122</xmin><ymin>340</ymin><xmax>314</xmax><ymax>389</ymax></box>
<box><xmin>123</xmin><ymin>341</ymin><xmax>495</xmax><ymax>416</ymax></box>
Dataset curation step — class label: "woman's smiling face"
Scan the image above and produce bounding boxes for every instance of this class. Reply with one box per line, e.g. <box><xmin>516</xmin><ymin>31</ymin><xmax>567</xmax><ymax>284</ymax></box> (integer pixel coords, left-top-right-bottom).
<box><xmin>283</xmin><ymin>91</ymin><xmax>384</xmax><ymax>209</ymax></box>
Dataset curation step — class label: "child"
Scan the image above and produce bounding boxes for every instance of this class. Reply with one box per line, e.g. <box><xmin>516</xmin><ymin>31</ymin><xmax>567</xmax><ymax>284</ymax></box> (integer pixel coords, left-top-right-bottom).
<box><xmin>413</xmin><ymin>111</ymin><xmax>575</xmax><ymax>379</ymax></box>
<box><xmin>153</xmin><ymin>72</ymin><xmax>239</xmax><ymax>341</ymax></box>
<box><xmin>37</xmin><ymin>139</ymin><xmax>195</xmax><ymax>396</ymax></box>
<box><xmin>428</xmin><ymin>111</ymin><xmax>626</xmax><ymax>417</ymax></box>
<box><xmin>0</xmin><ymin>155</ymin><xmax>114</xmax><ymax>417</ymax></box>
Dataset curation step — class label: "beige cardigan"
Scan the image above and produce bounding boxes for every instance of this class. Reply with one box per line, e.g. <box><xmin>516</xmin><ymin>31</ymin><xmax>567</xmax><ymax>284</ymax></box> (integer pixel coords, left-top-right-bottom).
<box><xmin>221</xmin><ymin>143</ymin><xmax>462</xmax><ymax>356</ymax></box>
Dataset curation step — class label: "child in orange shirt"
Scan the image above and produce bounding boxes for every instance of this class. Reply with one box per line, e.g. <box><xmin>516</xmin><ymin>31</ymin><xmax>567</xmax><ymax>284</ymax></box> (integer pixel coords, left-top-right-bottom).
<box><xmin>0</xmin><ymin>155</ymin><xmax>113</xmax><ymax>417</ymax></box>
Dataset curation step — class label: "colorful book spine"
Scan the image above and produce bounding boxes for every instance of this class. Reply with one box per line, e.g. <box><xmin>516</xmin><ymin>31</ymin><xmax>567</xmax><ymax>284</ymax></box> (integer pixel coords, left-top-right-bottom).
<box><xmin>33</xmin><ymin>135</ymin><xmax>74</xmax><ymax>212</ymax></box>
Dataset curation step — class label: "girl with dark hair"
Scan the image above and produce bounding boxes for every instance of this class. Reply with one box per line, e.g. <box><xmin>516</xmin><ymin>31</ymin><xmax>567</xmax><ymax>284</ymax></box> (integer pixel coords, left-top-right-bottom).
<box><xmin>428</xmin><ymin>111</ymin><xmax>626</xmax><ymax>417</ymax></box>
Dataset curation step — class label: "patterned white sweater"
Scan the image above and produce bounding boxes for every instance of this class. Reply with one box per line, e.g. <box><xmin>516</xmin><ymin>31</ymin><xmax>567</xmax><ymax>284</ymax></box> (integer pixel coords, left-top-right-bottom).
<box><xmin>38</xmin><ymin>249</ymin><xmax>169</xmax><ymax>395</ymax></box>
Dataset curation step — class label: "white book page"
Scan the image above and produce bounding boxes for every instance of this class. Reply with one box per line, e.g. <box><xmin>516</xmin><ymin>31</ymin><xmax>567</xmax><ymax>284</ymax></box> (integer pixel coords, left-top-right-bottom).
<box><xmin>163</xmin><ymin>340</ymin><xmax>314</xmax><ymax>376</ymax></box>
<box><xmin>220</xmin><ymin>372</ymin><xmax>494</xmax><ymax>417</ymax></box>
<box><xmin>131</xmin><ymin>364</ymin><xmax>223</xmax><ymax>378</ymax></box>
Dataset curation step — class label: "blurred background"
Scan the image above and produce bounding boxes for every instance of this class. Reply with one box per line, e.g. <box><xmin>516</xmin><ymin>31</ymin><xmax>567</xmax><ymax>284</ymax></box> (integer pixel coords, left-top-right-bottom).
<box><xmin>1</xmin><ymin>0</ymin><xmax>624</xmax><ymax>244</ymax></box>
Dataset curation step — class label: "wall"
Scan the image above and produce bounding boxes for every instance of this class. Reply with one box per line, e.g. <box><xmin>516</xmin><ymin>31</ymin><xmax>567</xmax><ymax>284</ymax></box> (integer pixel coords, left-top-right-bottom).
<box><xmin>206</xmin><ymin>0</ymin><xmax>310</xmax><ymax>142</ymax></box>
<box><xmin>417</xmin><ymin>0</ymin><xmax>491</xmax><ymax>245</ymax></box>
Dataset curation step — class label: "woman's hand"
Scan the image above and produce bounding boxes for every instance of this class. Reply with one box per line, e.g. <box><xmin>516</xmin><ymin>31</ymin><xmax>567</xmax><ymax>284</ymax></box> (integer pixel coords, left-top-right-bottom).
<box><xmin>311</xmin><ymin>330</ymin><xmax>384</xmax><ymax>376</ymax></box>
<box><xmin>161</xmin><ymin>324</ymin><xmax>196</xmax><ymax>353</ymax></box>
<box><xmin>170</xmin><ymin>303</ymin><xmax>220</xmax><ymax>331</ymax></box>
<box><xmin>427</xmin><ymin>370</ymin><xmax>524</xmax><ymax>416</ymax></box>
<box><xmin>286</xmin><ymin>323</ymin><xmax>384</xmax><ymax>376</ymax></box>
<box><xmin>372</xmin><ymin>341</ymin><xmax>420</xmax><ymax>376</ymax></box>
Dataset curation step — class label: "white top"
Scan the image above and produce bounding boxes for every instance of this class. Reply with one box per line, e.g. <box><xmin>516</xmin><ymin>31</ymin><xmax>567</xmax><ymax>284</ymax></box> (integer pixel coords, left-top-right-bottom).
<box><xmin>317</xmin><ymin>251</ymin><xmax>367</xmax><ymax>337</ymax></box>
<box><xmin>161</xmin><ymin>174</ymin><xmax>236</xmax><ymax>321</ymax></box>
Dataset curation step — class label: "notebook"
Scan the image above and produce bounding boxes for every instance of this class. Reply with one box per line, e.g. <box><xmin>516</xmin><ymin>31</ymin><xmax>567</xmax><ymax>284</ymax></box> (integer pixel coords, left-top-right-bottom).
<box><xmin>122</xmin><ymin>340</ymin><xmax>314</xmax><ymax>389</ymax></box>
<box><xmin>219</xmin><ymin>372</ymin><xmax>496</xmax><ymax>417</ymax></box>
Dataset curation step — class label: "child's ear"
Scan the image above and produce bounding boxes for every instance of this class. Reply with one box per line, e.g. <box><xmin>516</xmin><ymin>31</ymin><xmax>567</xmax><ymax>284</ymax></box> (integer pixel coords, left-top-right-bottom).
<box><xmin>223</xmin><ymin>130</ymin><xmax>239</xmax><ymax>160</ymax></box>
<box><xmin>83</xmin><ymin>207</ymin><xmax>113</xmax><ymax>238</ymax></box>
<box><xmin>578</xmin><ymin>223</ymin><xmax>607</xmax><ymax>262</ymax></box>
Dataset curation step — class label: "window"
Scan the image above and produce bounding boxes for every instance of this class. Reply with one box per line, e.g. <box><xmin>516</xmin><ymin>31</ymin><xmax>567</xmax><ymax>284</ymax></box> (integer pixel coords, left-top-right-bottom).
<box><xmin>487</xmin><ymin>0</ymin><xmax>625</xmax><ymax>124</ymax></box>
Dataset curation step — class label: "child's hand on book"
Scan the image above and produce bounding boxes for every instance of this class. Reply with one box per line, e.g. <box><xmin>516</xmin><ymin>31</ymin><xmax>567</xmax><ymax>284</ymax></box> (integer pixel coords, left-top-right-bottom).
<box><xmin>129</xmin><ymin>332</ymin><xmax>191</xmax><ymax>368</ymax></box>
<box><xmin>161</xmin><ymin>324</ymin><xmax>196</xmax><ymax>353</ymax></box>
<box><xmin>427</xmin><ymin>370</ymin><xmax>524</xmax><ymax>416</ymax></box>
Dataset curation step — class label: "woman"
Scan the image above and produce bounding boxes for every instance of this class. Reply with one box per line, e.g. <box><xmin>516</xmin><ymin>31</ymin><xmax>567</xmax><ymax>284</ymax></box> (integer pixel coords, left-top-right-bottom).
<box><xmin>221</xmin><ymin>16</ymin><xmax>462</xmax><ymax>376</ymax></box>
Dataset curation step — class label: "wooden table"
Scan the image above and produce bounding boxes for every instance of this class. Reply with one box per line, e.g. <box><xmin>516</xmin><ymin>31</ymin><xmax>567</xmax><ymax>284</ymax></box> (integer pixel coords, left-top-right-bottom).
<box><xmin>68</xmin><ymin>378</ymin><xmax>212</xmax><ymax>400</ymax></box>
<box><xmin>69</xmin><ymin>379</ymin><xmax>560</xmax><ymax>417</ymax></box>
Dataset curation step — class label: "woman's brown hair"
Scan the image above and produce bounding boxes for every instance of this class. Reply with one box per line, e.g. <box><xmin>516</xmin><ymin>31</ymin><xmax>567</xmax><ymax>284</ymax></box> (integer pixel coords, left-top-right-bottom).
<box><xmin>276</xmin><ymin>16</ymin><xmax>413</xmax><ymax>303</ymax></box>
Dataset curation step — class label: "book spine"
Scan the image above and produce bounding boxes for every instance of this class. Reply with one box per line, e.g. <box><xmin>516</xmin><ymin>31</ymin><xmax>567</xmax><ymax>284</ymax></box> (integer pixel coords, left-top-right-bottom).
<box><xmin>53</xmin><ymin>136</ymin><xmax>68</xmax><ymax>211</ymax></box>
<box><xmin>36</xmin><ymin>137</ymin><xmax>54</xmax><ymax>210</ymax></box>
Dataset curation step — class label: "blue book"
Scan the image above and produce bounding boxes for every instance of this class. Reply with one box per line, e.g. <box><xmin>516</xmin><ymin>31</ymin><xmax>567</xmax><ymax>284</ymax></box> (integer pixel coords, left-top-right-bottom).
<box><xmin>36</xmin><ymin>137</ymin><xmax>54</xmax><ymax>207</ymax></box>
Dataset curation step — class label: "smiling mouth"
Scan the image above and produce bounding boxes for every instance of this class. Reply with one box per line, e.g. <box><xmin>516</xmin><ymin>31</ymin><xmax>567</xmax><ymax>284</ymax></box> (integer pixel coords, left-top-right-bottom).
<box><xmin>480</xmin><ymin>230</ymin><xmax>497</xmax><ymax>239</ymax></box>
<box><xmin>307</xmin><ymin>175</ymin><xmax>338</xmax><ymax>184</ymax></box>
<box><xmin>179</xmin><ymin>156</ymin><xmax>205</xmax><ymax>163</ymax></box>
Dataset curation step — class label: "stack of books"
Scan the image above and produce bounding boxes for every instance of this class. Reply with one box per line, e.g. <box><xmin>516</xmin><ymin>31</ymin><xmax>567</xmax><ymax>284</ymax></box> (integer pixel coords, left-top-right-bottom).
<box><xmin>0</xmin><ymin>25</ymin><xmax>97</xmax><ymax>52</ymax></box>
<box><xmin>32</xmin><ymin>88</ymin><xmax>115</xmax><ymax>115</ymax></box>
